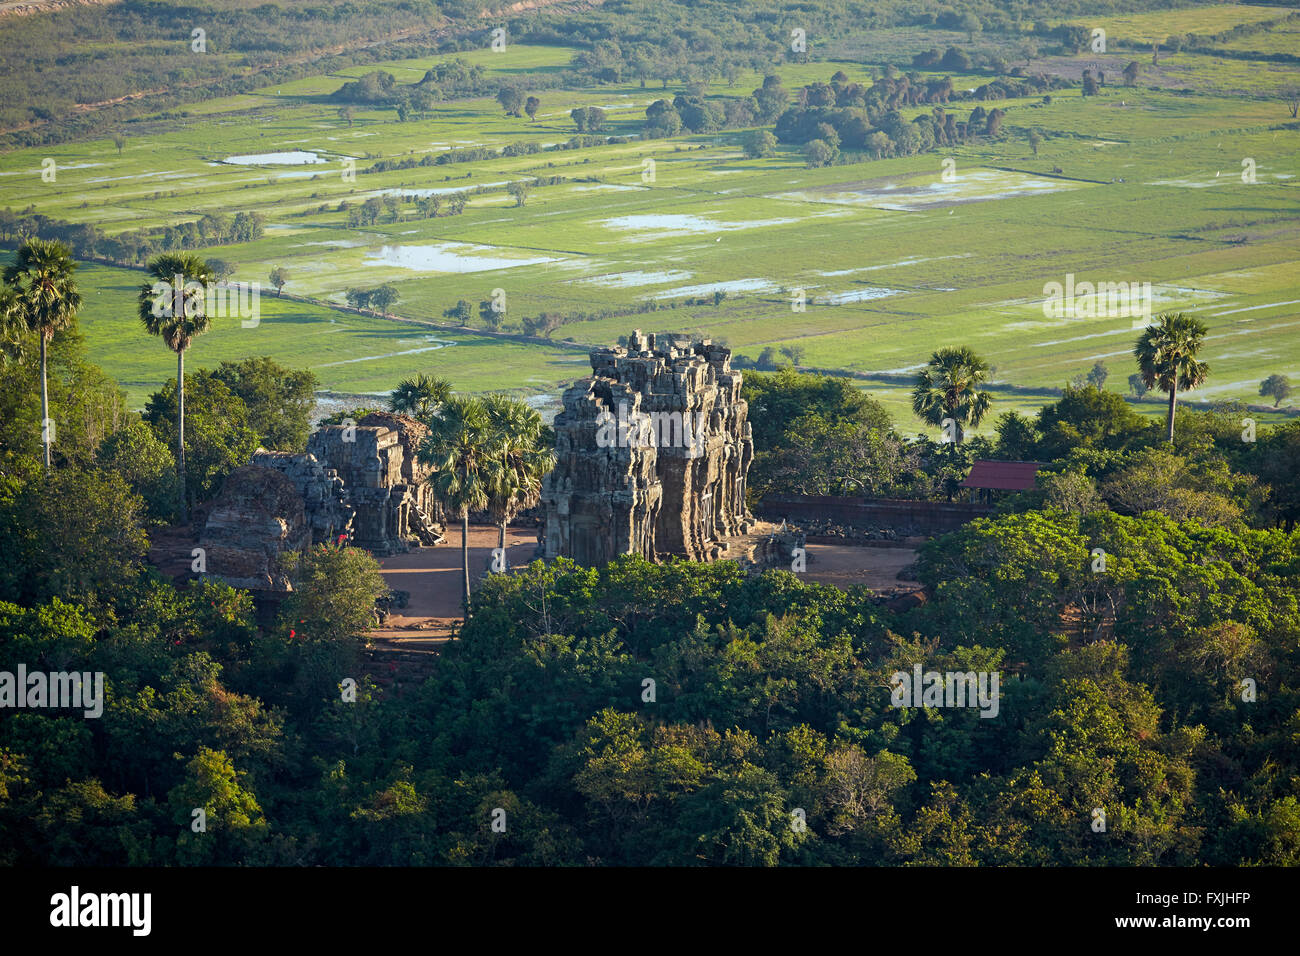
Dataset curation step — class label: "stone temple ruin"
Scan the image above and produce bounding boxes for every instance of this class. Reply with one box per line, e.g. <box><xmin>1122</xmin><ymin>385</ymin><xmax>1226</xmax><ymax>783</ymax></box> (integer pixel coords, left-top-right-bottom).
<box><xmin>197</xmin><ymin>411</ymin><xmax>442</xmax><ymax>595</ymax></box>
<box><xmin>540</xmin><ymin>330</ymin><xmax>756</xmax><ymax>565</ymax></box>
<box><xmin>306</xmin><ymin>411</ymin><xmax>442</xmax><ymax>554</ymax></box>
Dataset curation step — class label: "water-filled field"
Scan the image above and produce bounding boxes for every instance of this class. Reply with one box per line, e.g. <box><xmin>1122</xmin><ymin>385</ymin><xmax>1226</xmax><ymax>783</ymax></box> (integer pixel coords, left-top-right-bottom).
<box><xmin>2</xmin><ymin>32</ymin><xmax>1295</xmax><ymax>429</ymax></box>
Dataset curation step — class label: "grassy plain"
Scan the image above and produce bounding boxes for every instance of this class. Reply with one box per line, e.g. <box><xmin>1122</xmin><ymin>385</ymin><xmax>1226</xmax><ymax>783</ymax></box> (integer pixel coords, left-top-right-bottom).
<box><xmin>2</xmin><ymin>21</ymin><xmax>1296</xmax><ymax>432</ymax></box>
<box><xmin>1060</xmin><ymin>3</ymin><xmax>1289</xmax><ymax>44</ymax></box>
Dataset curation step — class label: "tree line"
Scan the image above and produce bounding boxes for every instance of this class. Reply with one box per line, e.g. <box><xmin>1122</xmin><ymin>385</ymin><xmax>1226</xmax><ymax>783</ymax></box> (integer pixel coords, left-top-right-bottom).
<box><xmin>0</xmin><ymin>209</ymin><xmax>265</xmax><ymax>269</ymax></box>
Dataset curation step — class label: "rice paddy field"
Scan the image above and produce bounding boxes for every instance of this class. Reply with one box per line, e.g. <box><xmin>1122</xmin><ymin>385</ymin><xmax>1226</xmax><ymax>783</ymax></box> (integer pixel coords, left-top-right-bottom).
<box><xmin>2</xmin><ymin>13</ymin><xmax>1297</xmax><ymax>432</ymax></box>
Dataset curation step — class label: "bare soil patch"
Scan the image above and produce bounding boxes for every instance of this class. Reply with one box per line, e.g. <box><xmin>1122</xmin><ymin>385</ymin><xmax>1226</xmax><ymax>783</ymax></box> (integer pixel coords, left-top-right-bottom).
<box><xmin>369</xmin><ymin>524</ymin><xmax>539</xmax><ymax>646</ymax></box>
<box><xmin>800</xmin><ymin>540</ymin><xmax>923</xmax><ymax>591</ymax></box>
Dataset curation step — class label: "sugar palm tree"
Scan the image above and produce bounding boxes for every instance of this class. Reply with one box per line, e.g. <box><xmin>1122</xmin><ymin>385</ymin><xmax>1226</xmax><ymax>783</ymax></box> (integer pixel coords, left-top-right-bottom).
<box><xmin>0</xmin><ymin>286</ymin><xmax>26</xmax><ymax>366</ymax></box>
<box><xmin>3</xmin><ymin>239</ymin><xmax>83</xmax><ymax>472</ymax></box>
<box><xmin>418</xmin><ymin>395</ymin><xmax>499</xmax><ymax>618</ymax></box>
<box><xmin>911</xmin><ymin>345</ymin><xmax>993</xmax><ymax>446</ymax></box>
<box><xmin>138</xmin><ymin>252</ymin><xmax>215</xmax><ymax>522</ymax></box>
<box><xmin>1134</xmin><ymin>311</ymin><xmax>1210</xmax><ymax>443</ymax></box>
<box><xmin>388</xmin><ymin>373</ymin><xmax>452</xmax><ymax>419</ymax></box>
<box><xmin>483</xmin><ymin>394</ymin><xmax>555</xmax><ymax>565</ymax></box>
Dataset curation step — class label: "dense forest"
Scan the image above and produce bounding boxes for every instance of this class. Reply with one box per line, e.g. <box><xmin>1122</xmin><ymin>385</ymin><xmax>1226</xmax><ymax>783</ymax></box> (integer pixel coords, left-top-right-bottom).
<box><xmin>1</xmin><ymin>239</ymin><xmax>1297</xmax><ymax>865</ymax></box>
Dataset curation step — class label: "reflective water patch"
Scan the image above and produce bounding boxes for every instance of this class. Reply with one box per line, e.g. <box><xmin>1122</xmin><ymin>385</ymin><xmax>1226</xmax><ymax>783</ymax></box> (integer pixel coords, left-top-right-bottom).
<box><xmin>364</xmin><ymin>243</ymin><xmax>561</xmax><ymax>273</ymax></box>
<box><xmin>223</xmin><ymin>151</ymin><xmax>328</xmax><ymax>165</ymax></box>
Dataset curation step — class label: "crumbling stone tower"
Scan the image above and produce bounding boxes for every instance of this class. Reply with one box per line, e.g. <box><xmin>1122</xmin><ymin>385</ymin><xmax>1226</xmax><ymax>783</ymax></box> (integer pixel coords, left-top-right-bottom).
<box><xmin>541</xmin><ymin>330</ymin><xmax>754</xmax><ymax>565</ymax></box>
<box><xmin>306</xmin><ymin>411</ymin><xmax>442</xmax><ymax>555</ymax></box>
<box><xmin>198</xmin><ymin>411</ymin><xmax>448</xmax><ymax>597</ymax></box>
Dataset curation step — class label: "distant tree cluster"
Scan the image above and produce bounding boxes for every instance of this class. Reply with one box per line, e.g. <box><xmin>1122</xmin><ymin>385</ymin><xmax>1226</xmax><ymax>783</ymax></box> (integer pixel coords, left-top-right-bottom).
<box><xmin>0</xmin><ymin>209</ymin><xmax>264</xmax><ymax>267</ymax></box>
<box><xmin>332</xmin><ymin>70</ymin><xmax>400</xmax><ymax>104</ymax></box>
<box><xmin>430</xmin><ymin>139</ymin><xmax>580</xmax><ymax>167</ymax></box>
<box><xmin>570</xmin><ymin>106</ymin><xmax>607</xmax><ymax>132</ymax></box>
<box><xmin>332</xmin><ymin>64</ymin><xmax>494</xmax><ymax>121</ymax></box>
<box><xmin>363</xmin><ymin>154</ymin><xmax>441</xmax><ymax>174</ymax></box>
<box><xmin>342</xmin><ymin>192</ymin><xmax>467</xmax><ymax>227</ymax></box>
<box><xmin>443</xmin><ymin>296</ymin><xmax>680</xmax><ymax>337</ymax></box>
<box><xmin>769</xmin><ymin>69</ymin><xmax>1065</xmax><ymax>162</ymax></box>
<box><xmin>911</xmin><ymin>43</ymin><xmax>1046</xmax><ymax>77</ymax></box>
<box><xmin>416</xmin><ymin>58</ymin><xmax>490</xmax><ymax>98</ymax></box>
<box><xmin>345</xmin><ymin>285</ymin><xmax>399</xmax><ymax>313</ymax></box>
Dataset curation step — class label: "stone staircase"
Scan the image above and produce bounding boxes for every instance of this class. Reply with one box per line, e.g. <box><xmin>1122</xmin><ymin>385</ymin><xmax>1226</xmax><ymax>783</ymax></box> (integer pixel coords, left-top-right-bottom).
<box><xmin>364</xmin><ymin>636</ymin><xmax>444</xmax><ymax>694</ymax></box>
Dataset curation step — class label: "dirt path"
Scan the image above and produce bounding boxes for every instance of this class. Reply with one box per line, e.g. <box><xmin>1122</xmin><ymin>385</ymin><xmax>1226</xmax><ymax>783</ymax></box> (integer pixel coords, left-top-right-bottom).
<box><xmin>0</xmin><ymin>0</ymin><xmax>114</xmax><ymax>19</ymax></box>
<box><xmin>369</xmin><ymin>524</ymin><xmax>539</xmax><ymax>647</ymax></box>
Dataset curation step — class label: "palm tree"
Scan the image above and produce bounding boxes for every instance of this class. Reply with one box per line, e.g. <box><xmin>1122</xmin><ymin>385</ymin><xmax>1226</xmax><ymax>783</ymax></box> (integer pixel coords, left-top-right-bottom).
<box><xmin>418</xmin><ymin>395</ymin><xmax>498</xmax><ymax>618</ymax></box>
<box><xmin>138</xmin><ymin>252</ymin><xmax>215</xmax><ymax>522</ymax></box>
<box><xmin>911</xmin><ymin>346</ymin><xmax>993</xmax><ymax>446</ymax></box>
<box><xmin>483</xmin><ymin>394</ymin><xmax>555</xmax><ymax>564</ymax></box>
<box><xmin>388</xmin><ymin>373</ymin><xmax>452</xmax><ymax>419</ymax></box>
<box><xmin>1134</xmin><ymin>311</ymin><xmax>1210</xmax><ymax>443</ymax></box>
<box><xmin>0</xmin><ymin>286</ymin><xmax>27</xmax><ymax>366</ymax></box>
<box><xmin>3</xmin><ymin>239</ymin><xmax>83</xmax><ymax>472</ymax></box>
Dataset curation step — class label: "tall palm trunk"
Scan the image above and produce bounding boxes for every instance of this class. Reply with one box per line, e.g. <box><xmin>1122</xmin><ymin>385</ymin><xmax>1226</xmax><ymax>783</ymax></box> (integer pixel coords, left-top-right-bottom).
<box><xmin>177</xmin><ymin>348</ymin><xmax>188</xmax><ymax>522</ymax></box>
<box><xmin>461</xmin><ymin>511</ymin><xmax>471</xmax><ymax>619</ymax></box>
<box><xmin>39</xmin><ymin>334</ymin><xmax>50</xmax><ymax>472</ymax></box>
<box><xmin>1165</xmin><ymin>385</ymin><xmax>1177</xmax><ymax>443</ymax></box>
<box><xmin>498</xmin><ymin>521</ymin><xmax>507</xmax><ymax>569</ymax></box>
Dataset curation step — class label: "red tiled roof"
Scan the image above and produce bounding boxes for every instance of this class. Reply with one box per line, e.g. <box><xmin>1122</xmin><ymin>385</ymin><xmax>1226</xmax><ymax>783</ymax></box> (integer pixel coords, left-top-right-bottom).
<box><xmin>960</xmin><ymin>460</ymin><xmax>1044</xmax><ymax>491</ymax></box>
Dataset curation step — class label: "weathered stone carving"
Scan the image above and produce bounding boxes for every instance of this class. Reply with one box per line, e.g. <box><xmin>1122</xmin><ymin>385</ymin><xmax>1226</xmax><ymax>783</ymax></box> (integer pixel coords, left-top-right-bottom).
<box><xmin>251</xmin><ymin>449</ymin><xmax>353</xmax><ymax>545</ymax></box>
<box><xmin>307</xmin><ymin>412</ymin><xmax>443</xmax><ymax>554</ymax></box>
<box><xmin>198</xmin><ymin>414</ymin><xmax>444</xmax><ymax>596</ymax></box>
<box><xmin>199</xmin><ymin>464</ymin><xmax>311</xmax><ymax>593</ymax></box>
<box><xmin>541</xmin><ymin>330</ymin><xmax>754</xmax><ymax>565</ymax></box>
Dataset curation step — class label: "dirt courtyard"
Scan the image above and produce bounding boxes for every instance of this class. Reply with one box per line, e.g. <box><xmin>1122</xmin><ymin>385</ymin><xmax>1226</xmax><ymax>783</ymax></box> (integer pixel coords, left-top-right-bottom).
<box><xmin>800</xmin><ymin>541</ymin><xmax>922</xmax><ymax>590</ymax></box>
<box><xmin>369</xmin><ymin>527</ymin><xmax>921</xmax><ymax>646</ymax></box>
<box><xmin>370</xmin><ymin>524</ymin><xmax>539</xmax><ymax>647</ymax></box>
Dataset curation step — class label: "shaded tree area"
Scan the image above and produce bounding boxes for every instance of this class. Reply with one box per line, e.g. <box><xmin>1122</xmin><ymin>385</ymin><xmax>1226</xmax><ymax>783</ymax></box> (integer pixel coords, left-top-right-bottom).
<box><xmin>1</xmin><ymin>326</ymin><xmax>1299</xmax><ymax>866</ymax></box>
<box><xmin>742</xmin><ymin>369</ymin><xmax>932</xmax><ymax>500</ymax></box>
<box><xmin>738</xmin><ymin>366</ymin><xmax>1300</xmax><ymax>532</ymax></box>
<box><xmin>981</xmin><ymin>384</ymin><xmax>1299</xmax><ymax>532</ymax></box>
<box><xmin>0</xmin><ymin>208</ymin><xmax>265</xmax><ymax>268</ymax></box>
<box><xmin>0</xmin><ymin>293</ymin><xmax>317</xmax><ymax>527</ymax></box>
<box><xmin>6</xmin><ymin>510</ymin><xmax>1295</xmax><ymax>866</ymax></box>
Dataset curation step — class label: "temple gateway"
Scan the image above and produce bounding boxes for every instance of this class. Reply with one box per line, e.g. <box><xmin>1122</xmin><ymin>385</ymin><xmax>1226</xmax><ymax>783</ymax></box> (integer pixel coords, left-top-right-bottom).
<box><xmin>540</xmin><ymin>330</ymin><xmax>756</xmax><ymax>566</ymax></box>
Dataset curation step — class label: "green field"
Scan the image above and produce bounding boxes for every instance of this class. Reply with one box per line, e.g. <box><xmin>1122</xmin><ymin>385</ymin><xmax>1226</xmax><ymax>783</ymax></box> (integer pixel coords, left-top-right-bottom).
<box><xmin>1062</xmin><ymin>3</ymin><xmax>1288</xmax><ymax>43</ymax></box>
<box><xmin>1215</xmin><ymin>16</ymin><xmax>1300</xmax><ymax>56</ymax></box>
<box><xmin>2</xmin><ymin>31</ymin><xmax>1297</xmax><ymax>432</ymax></box>
<box><xmin>65</xmin><ymin>261</ymin><xmax>588</xmax><ymax>410</ymax></box>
